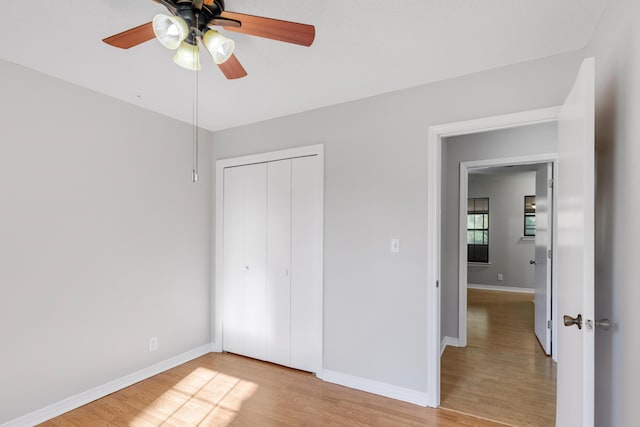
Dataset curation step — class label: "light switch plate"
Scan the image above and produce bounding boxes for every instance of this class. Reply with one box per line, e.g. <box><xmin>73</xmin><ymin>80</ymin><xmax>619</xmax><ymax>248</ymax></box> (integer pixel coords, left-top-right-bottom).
<box><xmin>391</xmin><ymin>238</ymin><xmax>400</xmax><ymax>253</ymax></box>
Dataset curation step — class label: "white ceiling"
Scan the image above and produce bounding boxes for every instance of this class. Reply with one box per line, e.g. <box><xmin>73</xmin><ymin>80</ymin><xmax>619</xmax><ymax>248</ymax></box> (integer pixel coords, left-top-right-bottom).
<box><xmin>0</xmin><ymin>0</ymin><xmax>607</xmax><ymax>131</ymax></box>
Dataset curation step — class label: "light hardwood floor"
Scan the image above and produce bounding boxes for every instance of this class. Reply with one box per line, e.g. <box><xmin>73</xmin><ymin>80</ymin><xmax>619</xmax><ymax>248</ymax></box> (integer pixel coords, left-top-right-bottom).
<box><xmin>440</xmin><ymin>289</ymin><xmax>557</xmax><ymax>427</ymax></box>
<box><xmin>40</xmin><ymin>352</ymin><xmax>505</xmax><ymax>427</ymax></box>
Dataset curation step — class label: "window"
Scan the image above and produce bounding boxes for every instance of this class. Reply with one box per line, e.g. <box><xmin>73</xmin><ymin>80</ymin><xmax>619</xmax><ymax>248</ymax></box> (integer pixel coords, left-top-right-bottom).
<box><xmin>467</xmin><ymin>197</ymin><xmax>489</xmax><ymax>263</ymax></box>
<box><xmin>524</xmin><ymin>195</ymin><xmax>536</xmax><ymax>236</ymax></box>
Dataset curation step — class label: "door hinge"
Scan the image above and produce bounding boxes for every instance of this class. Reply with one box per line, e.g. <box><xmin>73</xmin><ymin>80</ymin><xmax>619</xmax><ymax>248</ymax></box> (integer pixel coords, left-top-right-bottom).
<box><xmin>548</xmin><ymin>178</ymin><xmax>554</xmax><ymax>188</ymax></box>
<box><xmin>436</xmin><ymin>280</ymin><xmax>439</xmax><ymax>288</ymax></box>
<box><xmin>547</xmin><ymin>320</ymin><xmax>553</xmax><ymax>329</ymax></box>
<box><xmin>547</xmin><ymin>249</ymin><xmax>552</xmax><ymax>259</ymax></box>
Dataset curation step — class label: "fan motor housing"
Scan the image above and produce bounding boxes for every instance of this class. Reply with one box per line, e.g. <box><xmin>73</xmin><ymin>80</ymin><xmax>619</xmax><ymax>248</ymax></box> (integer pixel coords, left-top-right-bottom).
<box><xmin>174</xmin><ymin>1</ymin><xmax>224</xmax><ymax>44</ymax></box>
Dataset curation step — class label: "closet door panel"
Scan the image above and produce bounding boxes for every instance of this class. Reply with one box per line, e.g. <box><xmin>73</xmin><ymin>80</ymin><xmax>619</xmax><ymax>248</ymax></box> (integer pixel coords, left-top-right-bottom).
<box><xmin>266</xmin><ymin>160</ymin><xmax>292</xmax><ymax>366</ymax></box>
<box><xmin>290</xmin><ymin>156</ymin><xmax>323</xmax><ymax>373</ymax></box>
<box><xmin>222</xmin><ymin>166</ymin><xmax>247</xmax><ymax>355</ymax></box>
<box><xmin>242</xmin><ymin>163</ymin><xmax>268</xmax><ymax>361</ymax></box>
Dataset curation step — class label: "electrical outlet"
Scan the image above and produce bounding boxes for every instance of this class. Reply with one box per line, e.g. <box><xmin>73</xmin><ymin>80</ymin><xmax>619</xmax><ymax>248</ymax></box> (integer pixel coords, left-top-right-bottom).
<box><xmin>149</xmin><ymin>336</ymin><xmax>158</xmax><ymax>352</ymax></box>
<box><xmin>497</xmin><ymin>274</ymin><xmax>504</xmax><ymax>281</ymax></box>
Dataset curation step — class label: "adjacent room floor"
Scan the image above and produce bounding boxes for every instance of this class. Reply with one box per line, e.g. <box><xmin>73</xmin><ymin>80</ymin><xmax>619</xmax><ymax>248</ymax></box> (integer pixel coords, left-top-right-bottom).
<box><xmin>440</xmin><ymin>288</ymin><xmax>557</xmax><ymax>427</ymax></box>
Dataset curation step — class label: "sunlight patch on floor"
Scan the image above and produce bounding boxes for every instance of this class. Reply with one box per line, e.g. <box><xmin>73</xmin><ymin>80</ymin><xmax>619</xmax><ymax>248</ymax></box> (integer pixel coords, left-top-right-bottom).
<box><xmin>129</xmin><ymin>366</ymin><xmax>258</xmax><ymax>426</ymax></box>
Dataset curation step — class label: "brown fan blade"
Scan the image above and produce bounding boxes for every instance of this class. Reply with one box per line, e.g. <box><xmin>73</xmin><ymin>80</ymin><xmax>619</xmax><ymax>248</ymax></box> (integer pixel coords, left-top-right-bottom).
<box><xmin>219</xmin><ymin>11</ymin><xmax>315</xmax><ymax>46</ymax></box>
<box><xmin>218</xmin><ymin>54</ymin><xmax>248</xmax><ymax>79</ymax></box>
<box><xmin>209</xmin><ymin>18</ymin><xmax>241</xmax><ymax>28</ymax></box>
<box><xmin>103</xmin><ymin>22</ymin><xmax>155</xmax><ymax>49</ymax></box>
<box><xmin>204</xmin><ymin>0</ymin><xmax>214</xmax><ymax>5</ymax></box>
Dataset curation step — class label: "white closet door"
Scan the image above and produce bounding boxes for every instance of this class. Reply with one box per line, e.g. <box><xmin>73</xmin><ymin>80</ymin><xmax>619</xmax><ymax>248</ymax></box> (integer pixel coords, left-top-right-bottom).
<box><xmin>241</xmin><ymin>163</ymin><xmax>268</xmax><ymax>361</ymax></box>
<box><xmin>266</xmin><ymin>160</ymin><xmax>292</xmax><ymax>366</ymax></box>
<box><xmin>221</xmin><ymin>151</ymin><xmax>323</xmax><ymax>374</ymax></box>
<box><xmin>222</xmin><ymin>163</ymin><xmax>267</xmax><ymax>360</ymax></box>
<box><xmin>290</xmin><ymin>156</ymin><xmax>323</xmax><ymax>373</ymax></box>
<box><xmin>222</xmin><ymin>166</ymin><xmax>245</xmax><ymax>355</ymax></box>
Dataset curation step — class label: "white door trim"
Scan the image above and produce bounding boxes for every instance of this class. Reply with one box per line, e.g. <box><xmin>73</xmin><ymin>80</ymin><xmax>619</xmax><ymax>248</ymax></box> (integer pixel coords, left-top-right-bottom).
<box><xmin>213</xmin><ymin>144</ymin><xmax>324</xmax><ymax>375</ymax></box>
<box><xmin>426</xmin><ymin>106</ymin><xmax>560</xmax><ymax>407</ymax></box>
<box><xmin>458</xmin><ymin>155</ymin><xmax>557</xmax><ymax>349</ymax></box>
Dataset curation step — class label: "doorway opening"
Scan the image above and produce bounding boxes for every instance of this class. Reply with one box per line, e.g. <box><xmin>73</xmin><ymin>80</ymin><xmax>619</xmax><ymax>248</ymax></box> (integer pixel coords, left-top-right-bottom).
<box><xmin>427</xmin><ymin>58</ymin><xmax>596</xmax><ymax>426</ymax></box>
<box><xmin>439</xmin><ymin>160</ymin><xmax>558</xmax><ymax>425</ymax></box>
<box><xmin>457</xmin><ymin>160</ymin><xmax>557</xmax><ymax>359</ymax></box>
<box><xmin>425</xmin><ymin>106</ymin><xmax>561</xmax><ymax>409</ymax></box>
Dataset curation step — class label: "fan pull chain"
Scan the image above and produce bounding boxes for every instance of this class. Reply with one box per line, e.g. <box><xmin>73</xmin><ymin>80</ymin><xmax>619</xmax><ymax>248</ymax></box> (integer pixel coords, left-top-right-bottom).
<box><xmin>192</xmin><ymin>16</ymin><xmax>200</xmax><ymax>183</ymax></box>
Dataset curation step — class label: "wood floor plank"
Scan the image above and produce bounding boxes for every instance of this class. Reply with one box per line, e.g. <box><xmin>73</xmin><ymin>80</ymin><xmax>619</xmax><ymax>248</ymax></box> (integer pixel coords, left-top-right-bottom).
<box><xmin>40</xmin><ymin>351</ymin><xmax>504</xmax><ymax>426</ymax></box>
<box><xmin>440</xmin><ymin>289</ymin><xmax>556</xmax><ymax>427</ymax></box>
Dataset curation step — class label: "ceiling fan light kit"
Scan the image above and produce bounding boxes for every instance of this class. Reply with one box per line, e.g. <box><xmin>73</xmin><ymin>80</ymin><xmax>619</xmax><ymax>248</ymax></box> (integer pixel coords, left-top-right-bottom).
<box><xmin>103</xmin><ymin>0</ymin><xmax>316</xmax><ymax>79</ymax></box>
<box><xmin>152</xmin><ymin>14</ymin><xmax>189</xmax><ymax>50</ymax></box>
<box><xmin>153</xmin><ymin>12</ymin><xmax>234</xmax><ymax>68</ymax></box>
<box><xmin>173</xmin><ymin>41</ymin><xmax>202</xmax><ymax>70</ymax></box>
<box><xmin>202</xmin><ymin>29</ymin><xmax>235</xmax><ymax>64</ymax></box>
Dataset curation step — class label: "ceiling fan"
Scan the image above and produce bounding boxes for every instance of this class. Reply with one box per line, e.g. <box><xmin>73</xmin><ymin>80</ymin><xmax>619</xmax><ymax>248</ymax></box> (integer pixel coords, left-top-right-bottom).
<box><xmin>103</xmin><ymin>0</ymin><xmax>315</xmax><ymax>79</ymax></box>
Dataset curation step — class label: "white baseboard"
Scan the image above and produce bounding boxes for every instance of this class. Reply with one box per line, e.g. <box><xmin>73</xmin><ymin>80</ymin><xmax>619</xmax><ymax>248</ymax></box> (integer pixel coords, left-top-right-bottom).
<box><xmin>322</xmin><ymin>369</ymin><xmax>428</xmax><ymax>407</ymax></box>
<box><xmin>2</xmin><ymin>343</ymin><xmax>213</xmax><ymax>427</ymax></box>
<box><xmin>440</xmin><ymin>336</ymin><xmax>460</xmax><ymax>356</ymax></box>
<box><xmin>468</xmin><ymin>283</ymin><xmax>534</xmax><ymax>294</ymax></box>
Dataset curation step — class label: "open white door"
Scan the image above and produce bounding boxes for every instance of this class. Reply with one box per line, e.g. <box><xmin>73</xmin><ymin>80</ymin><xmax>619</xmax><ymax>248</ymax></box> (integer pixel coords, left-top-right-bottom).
<box><xmin>555</xmin><ymin>57</ymin><xmax>595</xmax><ymax>427</ymax></box>
<box><xmin>534</xmin><ymin>163</ymin><xmax>553</xmax><ymax>355</ymax></box>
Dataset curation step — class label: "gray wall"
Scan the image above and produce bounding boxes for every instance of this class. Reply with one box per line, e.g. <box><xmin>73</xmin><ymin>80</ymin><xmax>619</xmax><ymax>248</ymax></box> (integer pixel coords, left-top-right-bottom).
<box><xmin>441</xmin><ymin>124</ymin><xmax>557</xmax><ymax>338</ymax></box>
<box><xmin>587</xmin><ymin>0</ymin><xmax>640</xmax><ymax>425</ymax></box>
<box><xmin>0</xmin><ymin>60</ymin><xmax>213</xmax><ymax>423</ymax></box>
<box><xmin>467</xmin><ymin>171</ymin><xmax>536</xmax><ymax>288</ymax></box>
<box><xmin>211</xmin><ymin>54</ymin><xmax>582</xmax><ymax>394</ymax></box>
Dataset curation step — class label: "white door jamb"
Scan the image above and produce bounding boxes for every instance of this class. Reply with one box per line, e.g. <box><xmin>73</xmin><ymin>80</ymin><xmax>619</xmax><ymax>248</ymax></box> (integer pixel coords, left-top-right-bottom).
<box><xmin>426</xmin><ymin>106</ymin><xmax>560</xmax><ymax>407</ymax></box>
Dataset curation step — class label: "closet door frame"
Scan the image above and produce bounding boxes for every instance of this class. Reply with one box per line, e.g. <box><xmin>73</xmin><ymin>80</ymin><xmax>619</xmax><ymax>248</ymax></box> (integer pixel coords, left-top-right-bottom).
<box><xmin>214</xmin><ymin>144</ymin><xmax>324</xmax><ymax>376</ymax></box>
